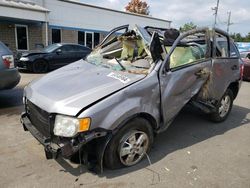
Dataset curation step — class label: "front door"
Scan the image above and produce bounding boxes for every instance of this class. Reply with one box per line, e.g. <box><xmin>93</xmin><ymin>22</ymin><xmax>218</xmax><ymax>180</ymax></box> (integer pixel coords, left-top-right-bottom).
<box><xmin>159</xmin><ymin>28</ymin><xmax>212</xmax><ymax>125</ymax></box>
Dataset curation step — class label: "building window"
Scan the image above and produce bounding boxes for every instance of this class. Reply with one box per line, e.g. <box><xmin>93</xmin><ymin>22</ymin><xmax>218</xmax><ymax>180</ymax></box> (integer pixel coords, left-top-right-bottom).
<box><xmin>52</xmin><ymin>29</ymin><xmax>61</xmax><ymax>44</ymax></box>
<box><xmin>86</xmin><ymin>32</ymin><xmax>93</xmax><ymax>49</ymax></box>
<box><xmin>94</xmin><ymin>33</ymin><xmax>100</xmax><ymax>47</ymax></box>
<box><xmin>78</xmin><ymin>31</ymin><xmax>100</xmax><ymax>49</ymax></box>
<box><xmin>78</xmin><ymin>31</ymin><xmax>85</xmax><ymax>45</ymax></box>
<box><xmin>15</xmin><ymin>25</ymin><xmax>28</xmax><ymax>50</ymax></box>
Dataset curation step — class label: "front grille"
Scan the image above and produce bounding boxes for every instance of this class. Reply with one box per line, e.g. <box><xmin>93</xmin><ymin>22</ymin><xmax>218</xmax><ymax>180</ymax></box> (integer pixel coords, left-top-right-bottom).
<box><xmin>26</xmin><ymin>100</ymin><xmax>51</xmax><ymax>138</ymax></box>
<box><xmin>16</xmin><ymin>60</ymin><xmax>26</xmax><ymax>68</ymax></box>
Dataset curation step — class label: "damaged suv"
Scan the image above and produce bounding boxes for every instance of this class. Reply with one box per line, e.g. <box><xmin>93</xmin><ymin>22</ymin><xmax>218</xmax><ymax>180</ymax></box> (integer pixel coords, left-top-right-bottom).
<box><xmin>21</xmin><ymin>25</ymin><xmax>242</xmax><ymax>172</ymax></box>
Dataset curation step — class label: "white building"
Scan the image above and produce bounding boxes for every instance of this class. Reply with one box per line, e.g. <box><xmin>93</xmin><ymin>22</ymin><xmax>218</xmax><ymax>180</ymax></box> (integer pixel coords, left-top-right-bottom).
<box><xmin>0</xmin><ymin>0</ymin><xmax>171</xmax><ymax>52</ymax></box>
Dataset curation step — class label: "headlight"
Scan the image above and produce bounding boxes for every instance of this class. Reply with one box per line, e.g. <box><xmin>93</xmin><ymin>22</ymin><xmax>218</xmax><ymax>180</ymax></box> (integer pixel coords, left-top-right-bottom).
<box><xmin>53</xmin><ymin>115</ymin><xmax>91</xmax><ymax>137</ymax></box>
<box><xmin>20</xmin><ymin>57</ymin><xmax>29</xmax><ymax>61</ymax></box>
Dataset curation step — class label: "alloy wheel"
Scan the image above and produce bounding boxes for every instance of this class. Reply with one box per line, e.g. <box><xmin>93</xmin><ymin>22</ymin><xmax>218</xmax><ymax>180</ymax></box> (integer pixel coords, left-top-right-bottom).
<box><xmin>218</xmin><ymin>95</ymin><xmax>231</xmax><ymax>118</ymax></box>
<box><xmin>119</xmin><ymin>131</ymin><xmax>149</xmax><ymax>166</ymax></box>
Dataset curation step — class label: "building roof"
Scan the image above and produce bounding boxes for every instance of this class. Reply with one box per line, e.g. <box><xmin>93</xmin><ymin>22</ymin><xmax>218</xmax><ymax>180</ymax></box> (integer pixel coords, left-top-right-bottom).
<box><xmin>0</xmin><ymin>0</ymin><xmax>49</xmax><ymax>12</ymax></box>
<box><xmin>60</xmin><ymin>0</ymin><xmax>171</xmax><ymax>23</ymax></box>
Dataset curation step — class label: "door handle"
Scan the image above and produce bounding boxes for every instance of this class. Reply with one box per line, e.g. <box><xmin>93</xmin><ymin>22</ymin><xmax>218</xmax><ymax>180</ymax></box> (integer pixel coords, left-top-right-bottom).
<box><xmin>195</xmin><ymin>69</ymin><xmax>209</xmax><ymax>78</ymax></box>
<box><xmin>231</xmin><ymin>65</ymin><xmax>238</xmax><ymax>70</ymax></box>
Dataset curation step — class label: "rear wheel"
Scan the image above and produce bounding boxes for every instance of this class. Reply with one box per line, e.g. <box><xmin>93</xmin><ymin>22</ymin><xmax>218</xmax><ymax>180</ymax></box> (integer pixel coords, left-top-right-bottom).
<box><xmin>104</xmin><ymin>118</ymin><xmax>154</xmax><ymax>169</ymax></box>
<box><xmin>210</xmin><ymin>89</ymin><xmax>233</xmax><ymax>122</ymax></box>
<box><xmin>33</xmin><ymin>59</ymin><xmax>48</xmax><ymax>73</ymax></box>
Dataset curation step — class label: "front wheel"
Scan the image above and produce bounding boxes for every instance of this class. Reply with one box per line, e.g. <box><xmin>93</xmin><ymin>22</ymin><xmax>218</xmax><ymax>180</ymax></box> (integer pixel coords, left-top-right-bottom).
<box><xmin>32</xmin><ymin>60</ymin><xmax>48</xmax><ymax>73</ymax></box>
<box><xmin>104</xmin><ymin>118</ymin><xmax>154</xmax><ymax>169</ymax></box>
<box><xmin>210</xmin><ymin>89</ymin><xmax>234</xmax><ymax>122</ymax></box>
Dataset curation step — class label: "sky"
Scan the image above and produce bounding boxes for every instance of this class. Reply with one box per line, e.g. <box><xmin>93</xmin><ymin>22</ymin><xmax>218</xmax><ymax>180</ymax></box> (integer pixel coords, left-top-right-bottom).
<box><xmin>79</xmin><ymin>0</ymin><xmax>250</xmax><ymax>35</ymax></box>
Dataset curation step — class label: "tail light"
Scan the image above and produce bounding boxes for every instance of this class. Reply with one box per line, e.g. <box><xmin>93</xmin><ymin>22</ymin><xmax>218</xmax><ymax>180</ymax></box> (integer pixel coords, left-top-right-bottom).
<box><xmin>2</xmin><ymin>55</ymin><xmax>14</xmax><ymax>69</ymax></box>
<box><xmin>240</xmin><ymin>63</ymin><xmax>244</xmax><ymax>79</ymax></box>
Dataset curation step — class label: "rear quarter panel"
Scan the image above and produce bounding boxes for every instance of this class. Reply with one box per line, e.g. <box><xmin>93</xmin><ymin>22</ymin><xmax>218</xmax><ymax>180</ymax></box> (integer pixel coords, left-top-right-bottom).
<box><xmin>207</xmin><ymin>58</ymin><xmax>241</xmax><ymax>100</ymax></box>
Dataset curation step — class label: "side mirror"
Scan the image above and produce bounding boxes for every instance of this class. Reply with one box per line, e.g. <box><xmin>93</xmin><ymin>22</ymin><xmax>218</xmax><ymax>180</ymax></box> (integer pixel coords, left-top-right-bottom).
<box><xmin>163</xmin><ymin>59</ymin><xmax>170</xmax><ymax>74</ymax></box>
<box><xmin>56</xmin><ymin>49</ymin><xmax>62</xmax><ymax>55</ymax></box>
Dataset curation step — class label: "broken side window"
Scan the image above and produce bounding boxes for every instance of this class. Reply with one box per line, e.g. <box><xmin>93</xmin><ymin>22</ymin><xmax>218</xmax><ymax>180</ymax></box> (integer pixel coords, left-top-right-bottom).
<box><xmin>215</xmin><ymin>34</ymin><xmax>229</xmax><ymax>58</ymax></box>
<box><xmin>168</xmin><ymin>31</ymin><xmax>208</xmax><ymax>69</ymax></box>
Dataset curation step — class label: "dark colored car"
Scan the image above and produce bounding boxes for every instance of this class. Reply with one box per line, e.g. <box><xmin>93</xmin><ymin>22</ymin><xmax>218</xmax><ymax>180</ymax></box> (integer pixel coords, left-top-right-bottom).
<box><xmin>0</xmin><ymin>42</ymin><xmax>20</xmax><ymax>90</ymax></box>
<box><xmin>16</xmin><ymin>43</ymin><xmax>91</xmax><ymax>73</ymax></box>
<box><xmin>240</xmin><ymin>51</ymin><xmax>250</xmax><ymax>81</ymax></box>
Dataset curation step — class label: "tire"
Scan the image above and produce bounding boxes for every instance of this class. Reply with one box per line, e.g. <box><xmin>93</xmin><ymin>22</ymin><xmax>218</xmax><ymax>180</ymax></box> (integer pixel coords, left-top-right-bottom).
<box><xmin>210</xmin><ymin>89</ymin><xmax>234</xmax><ymax>122</ymax></box>
<box><xmin>32</xmin><ymin>59</ymin><xmax>49</xmax><ymax>73</ymax></box>
<box><xmin>104</xmin><ymin>118</ymin><xmax>154</xmax><ymax>169</ymax></box>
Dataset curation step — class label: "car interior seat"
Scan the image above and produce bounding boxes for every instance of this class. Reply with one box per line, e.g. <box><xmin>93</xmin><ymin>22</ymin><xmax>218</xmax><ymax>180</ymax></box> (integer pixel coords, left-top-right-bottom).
<box><xmin>163</xmin><ymin>29</ymin><xmax>197</xmax><ymax>68</ymax></box>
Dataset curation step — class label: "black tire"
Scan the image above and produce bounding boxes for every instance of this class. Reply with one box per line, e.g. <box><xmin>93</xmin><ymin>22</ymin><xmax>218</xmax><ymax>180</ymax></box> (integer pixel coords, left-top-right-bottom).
<box><xmin>210</xmin><ymin>89</ymin><xmax>234</xmax><ymax>122</ymax></box>
<box><xmin>104</xmin><ymin>117</ymin><xmax>154</xmax><ymax>169</ymax></box>
<box><xmin>32</xmin><ymin>59</ymin><xmax>49</xmax><ymax>73</ymax></box>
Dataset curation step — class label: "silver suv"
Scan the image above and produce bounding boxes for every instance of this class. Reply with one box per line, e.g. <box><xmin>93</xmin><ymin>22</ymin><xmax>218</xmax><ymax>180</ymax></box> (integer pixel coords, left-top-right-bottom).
<box><xmin>21</xmin><ymin>25</ymin><xmax>242</xmax><ymax>173</ymax></box>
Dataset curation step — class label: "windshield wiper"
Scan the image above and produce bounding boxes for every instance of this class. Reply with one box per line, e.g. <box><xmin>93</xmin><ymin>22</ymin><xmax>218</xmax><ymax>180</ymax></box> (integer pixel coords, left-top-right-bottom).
<box><xmin>115</xmin><ymin>58</ymin><xmax>126</xmax><ymax>71</ymax></box>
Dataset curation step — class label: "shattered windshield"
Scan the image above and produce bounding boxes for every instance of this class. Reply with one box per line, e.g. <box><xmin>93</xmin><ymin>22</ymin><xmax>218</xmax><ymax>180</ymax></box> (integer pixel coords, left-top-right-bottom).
<box><xmin>86</xmin><ymin>25</ymin><xmax>153</xmax><ymax>74</ymax></box>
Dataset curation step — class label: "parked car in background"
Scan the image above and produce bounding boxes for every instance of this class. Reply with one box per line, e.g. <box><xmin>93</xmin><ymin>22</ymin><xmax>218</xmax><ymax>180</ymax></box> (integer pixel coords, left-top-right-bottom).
<box><xmin>21</xmin><ymin>25</ymin><xmax>242</xmax><ymax>173</ymax></box>
<box><xmin>240</xmin><ymin>51</ymin><xmax>250</xmax><ymax>81</ymax></box>
<box><xmin>0</xmin><ymin>42</ymin><xmax>20</xmax><ymax>90</ymax></box>
<box><xmin>16</xmin><ymin>43</ymin><xmax>91</xmax><ymax>73</ymax></box>
<box><xmin>236</xmin><ymin>42</ymin><xmax>250</xmax><ymax>52</ymax></box>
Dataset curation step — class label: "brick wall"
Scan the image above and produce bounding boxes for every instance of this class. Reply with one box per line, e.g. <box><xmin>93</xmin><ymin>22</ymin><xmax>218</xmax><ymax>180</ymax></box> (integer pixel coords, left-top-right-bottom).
<box><xmin>0</xmin><ymin>23</ymin><xmax>46</xmax><ymax>53</ymax></box>
<box><xmin>28</xmin><ymin>24</ymin><xmax>44</xmax><ymax>50</ymax></box>
<box><xmin>61</xmin><ymin>29</ymin><xmax>77</xmax><ymax>43</ymax></box>
<box><xmin>0</xmin><ymin>23</ymin><xmax>16</xmax><ymax>52</ymax></box>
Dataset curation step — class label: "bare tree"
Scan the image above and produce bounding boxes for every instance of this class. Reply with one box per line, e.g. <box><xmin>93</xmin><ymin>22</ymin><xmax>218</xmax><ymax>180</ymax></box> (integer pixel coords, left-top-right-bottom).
<box><xmin>125</xmin><ymin>0</ymin><xmax>150</xmax><ymax>15</ymax></box>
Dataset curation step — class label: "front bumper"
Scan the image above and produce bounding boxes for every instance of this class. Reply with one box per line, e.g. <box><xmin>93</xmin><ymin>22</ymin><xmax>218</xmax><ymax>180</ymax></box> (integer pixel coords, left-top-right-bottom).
<box><xmin>15</xmin><ymin>60</ymin><xmax>31</xmax><ymax>70</ymax></box>
<box><xmin>21</xmin><ymin>113</ymin><xmax>72</xmax><ymax>158</ymax></box>
<box><xmin>0</xmin><ymin>68</ymin><xmax>21</xmax><ymax>90</ymax></box>
<box><xmin>21</xmin><ymin>112</ymin><xmax>108</xmax><ymax>159</ymax></box>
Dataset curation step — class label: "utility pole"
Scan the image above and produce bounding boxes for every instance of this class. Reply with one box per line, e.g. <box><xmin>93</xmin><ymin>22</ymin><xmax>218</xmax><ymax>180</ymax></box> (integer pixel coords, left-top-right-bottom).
<box><xmin>227</xmin><ymin>11</ymin><xmax>233</xmax><ymax>33</ymax></box>
<box><xmin>212</xmin><ymin>0</ymin><xmax>220</xmax><ymax>28</ymax></box>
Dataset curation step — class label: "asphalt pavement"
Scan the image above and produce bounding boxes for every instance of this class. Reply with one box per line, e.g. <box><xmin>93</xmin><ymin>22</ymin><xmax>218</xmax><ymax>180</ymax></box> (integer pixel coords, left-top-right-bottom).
<box><xmin>0</xmin><ymin>72</ymin><xmax>249</xmax><ymax>188</ymax></box>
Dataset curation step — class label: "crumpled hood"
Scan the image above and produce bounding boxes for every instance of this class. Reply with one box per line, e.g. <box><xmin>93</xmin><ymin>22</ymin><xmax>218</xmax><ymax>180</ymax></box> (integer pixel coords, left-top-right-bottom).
<box><xmin>25</xmin><ymin>59</ymin><xmax>145</xmax><ymax>116</ymax></box>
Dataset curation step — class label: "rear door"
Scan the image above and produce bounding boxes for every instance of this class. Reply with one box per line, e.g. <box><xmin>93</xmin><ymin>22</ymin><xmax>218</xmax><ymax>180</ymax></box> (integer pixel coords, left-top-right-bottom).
<box><xmin>206</xmin><ymin>30</ymin><xmax>241</xmax><ymax>100</ymax></box>
<box><xmin>159</xmin><ymin>28</ymin><xmax>212</xmax><ymax>126</ymax></box>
